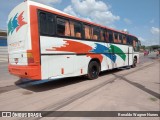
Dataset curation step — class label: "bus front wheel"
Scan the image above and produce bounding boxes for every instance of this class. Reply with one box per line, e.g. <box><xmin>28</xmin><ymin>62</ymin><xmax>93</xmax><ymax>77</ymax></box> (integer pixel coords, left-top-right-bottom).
<box><xmin>87</xmin><ymin>61</ymin><xmax>100</xmax><ymax>80</ymax></box>
<box><xmin>131</xmin><ymin>58</ymin><xmax>137</xmax><ymax>68</ymax></box>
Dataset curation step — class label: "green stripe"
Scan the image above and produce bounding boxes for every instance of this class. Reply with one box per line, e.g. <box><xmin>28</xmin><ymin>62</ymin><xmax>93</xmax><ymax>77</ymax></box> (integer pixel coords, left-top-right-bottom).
<box><xmin>109</xmin><ymin>45</ymin><xmax>126</xmax><ymax>61</ymax></box>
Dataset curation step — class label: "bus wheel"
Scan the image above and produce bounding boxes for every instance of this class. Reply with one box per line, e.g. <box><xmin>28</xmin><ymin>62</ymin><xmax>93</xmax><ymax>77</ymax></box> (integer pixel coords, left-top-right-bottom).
<box><xmin>87</xmin><ymin>61</ymin><xmax>100</xmax><ymax>80</ymax></box>
<box><xmin>131</xmin><ymin>58</ymin><xmax>137</xmax><ymax>68</ymax></box>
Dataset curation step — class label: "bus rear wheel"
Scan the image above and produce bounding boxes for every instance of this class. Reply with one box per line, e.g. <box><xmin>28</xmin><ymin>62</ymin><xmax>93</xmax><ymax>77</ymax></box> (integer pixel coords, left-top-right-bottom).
<box><xmin>87</xmin><ymin>61</ymin><xmax>100</xmax><ymax>80</ymax></box>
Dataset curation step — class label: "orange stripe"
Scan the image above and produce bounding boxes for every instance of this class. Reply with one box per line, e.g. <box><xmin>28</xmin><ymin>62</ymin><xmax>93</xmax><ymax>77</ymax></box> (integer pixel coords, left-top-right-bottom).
<box><xmin>29</xmin><ymin>6</ymin><xmax>41</xmax><ymax>79</ymax></box>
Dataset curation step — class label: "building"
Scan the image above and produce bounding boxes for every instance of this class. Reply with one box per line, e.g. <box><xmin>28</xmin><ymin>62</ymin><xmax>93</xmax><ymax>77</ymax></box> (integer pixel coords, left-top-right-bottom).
<box><xmin>0</xmin><ymin>29</ymin><xmax>7</xmax><ymax>46</ymax></box>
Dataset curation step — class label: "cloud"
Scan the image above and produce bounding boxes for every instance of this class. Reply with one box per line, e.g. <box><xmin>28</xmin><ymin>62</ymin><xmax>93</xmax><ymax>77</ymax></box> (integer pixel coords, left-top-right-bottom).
<box><xmin>150</xmin><ymin>27</ymin><xmax>160</xmax><ymax>45</ymax></box>
<box><xmin>138</xmin><ymin>37</ymin><xmax>154</xmax><ymax>46</ymax></box>
<box><xmin>139</xmin><ymin>36</ymin><xmax>160</xmax><ymax>45</ymax></box>
<box><xmin>30</xmin><ymin>0</ymin><xmax>61</xmax><ymax>5</ymax></box>
<box><xmin>71</xmin><ymin>0</ymin><xmax>109</xmax><ymax>17</ymax></box>
<box><xmin>124</xmin><ymin>18</ymin><xmax>132</xmax><ymax>25</ymax></box>
<box><xmin>63</xmin><ymin>0</ymin><xmax>120</xmax><ymax>27</ymax></box>
<box><xmin>138</xmin><ymin>37</ymin><xmax>146</xmax><ymax>42</ymax></box>
<box><xmin>151</xmin><ymin>27</ymin><xmax>160</xmax><ymax>35</ymax></box>
<box><xmin>135</xmin><ymin>27</ymin><xmax>160</xmax><ymax>45</ymax></box>
<box><xmin>64</xmin><ymin>5</ymin><xmax>78</xmax><ymax>17</ymax></box>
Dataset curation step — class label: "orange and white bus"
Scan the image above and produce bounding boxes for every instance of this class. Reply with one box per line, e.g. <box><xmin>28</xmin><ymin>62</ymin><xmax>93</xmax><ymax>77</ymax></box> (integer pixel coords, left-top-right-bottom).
<box><xmin>7</xmin><ymin>1</ymin><xmax>141</xmax><ymax>80</ymax></box>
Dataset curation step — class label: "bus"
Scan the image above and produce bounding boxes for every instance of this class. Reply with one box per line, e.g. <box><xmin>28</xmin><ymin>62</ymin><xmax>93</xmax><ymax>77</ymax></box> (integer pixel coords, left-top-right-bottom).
<box><xmin>7</xmin><ymin>1</ymin><xmax>141</xmax><ymax>80</ymax></box>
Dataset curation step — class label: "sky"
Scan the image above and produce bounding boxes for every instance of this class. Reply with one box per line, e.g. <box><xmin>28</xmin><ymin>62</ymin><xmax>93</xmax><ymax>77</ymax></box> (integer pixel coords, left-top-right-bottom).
<box><xmin>0</xmin><ymin>0</ymin><xmax>159</xmax><ymax>45</ymax></box>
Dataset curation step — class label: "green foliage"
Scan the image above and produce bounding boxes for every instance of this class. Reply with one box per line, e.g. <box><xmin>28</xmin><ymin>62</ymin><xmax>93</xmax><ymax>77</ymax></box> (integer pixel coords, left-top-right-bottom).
<box><xmin>141</xmin><ymin>45</ymin><xmax>146</xmax><ymax>50</ymax></box>
<box><xmin>146</xmin><ymin>45</ymin><xmax>160</xmax><ymax>50</ymax></box>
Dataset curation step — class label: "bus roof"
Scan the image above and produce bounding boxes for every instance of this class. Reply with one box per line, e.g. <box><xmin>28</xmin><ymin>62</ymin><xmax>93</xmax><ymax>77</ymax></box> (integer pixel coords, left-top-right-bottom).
<box><xmin>28</xmin><ymin>1</ymin><xmax>137</xmax><ymax>38</ymax></box>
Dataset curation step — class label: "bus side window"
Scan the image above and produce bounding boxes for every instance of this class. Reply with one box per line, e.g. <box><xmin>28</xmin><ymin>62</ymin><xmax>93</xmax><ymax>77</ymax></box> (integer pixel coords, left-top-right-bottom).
<box><xmin>92</xmin><ymin>27</ymin><xmax>100</xmax><ymax>40</ymax></box>
<box><xmin>123</xmin><ymin>35</ymin><xmax>126</xmax><ymax>44</ymax></box>
<box><xmin>57</xmin><ymin>18</ymin><xmax>70</xmax><ymax>36</ymax></box>
<box><xmin>114</xmin><ymin>32</ymin><xmax>118</xmax><ymax>43</ymax></box>
<box><xmin>133</xmin><ymin>40</ymin><xmax>136</xmax><ymax>50</ymax></box>
<box><xmin>84</xmin><ymin>25</ymin><xmax>92</xmax><ymax>39</ymax></box>
<box><xmin>127</xmin><ymin>36</ymin><xmax>132</xmax><ymax>45</ymax></box>
<box><xmin>40</xmin><ymin>12</ymin><xmax>47</xmax><ymax>34</ymax></box>
<box><xmin>100</xmin><ymin>29</ymin><xmax>104</xmax><ymax>41</ymax></box>
<box><xmin>70</xmin><ymin>21</ymin><xmax>82</xmax><ymax>38</ymax></box>
<box><xmin>39</xmin><ymin>12</ymin><xmax>55</xmax><ymax>35</ymax></box>
<box><xmin>70</xmin><ymin>21</ymin><xmax>74</xmax><ymax>37</ymax></box>
<box><xmin>108</xmin><ymin>32</ymin><xmax>113</xmax><ymax>43</ymax></box>
<box><xmin>119</xmin><ymin>34</ymin><xmax>122</xmax><ymax>43</ymax></box>
<box><xmin>105</xmin><ymin>31</ymin><xmax>109</xmax><ymax>42</ymax></box>
<box><xmin>100</xmin><ymin>29</ymin><xmax>107</xmax><ymax>42</ymax></box>
<box><xmin>127</xmin><ymin>36</ymin><xmax>129</xmax><ymax>44</ymax></box>
<box><xmin>133</xmin><ymin>40</ymin><xmax>136</xmax><ymax>48</ymax></box>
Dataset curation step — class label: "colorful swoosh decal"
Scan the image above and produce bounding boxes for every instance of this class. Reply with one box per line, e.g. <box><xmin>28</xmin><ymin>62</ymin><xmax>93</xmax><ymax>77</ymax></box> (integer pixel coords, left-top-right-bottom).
<box><xmin>8</xmin><ymin>11</ymin><xmax>27</xmax><ymax>35</ymax></box>
<box><xmin>91</xmin><ymin>43</ymin><xmax>117</xmax><ymax>63</ymax></box>
<box><xmin>46</xmin><ymin>40</ymin><xmax>126</xmax><ymax>63</ymax></box>
<box><xmin>46</xmin><ymin>40</ymin><xmax>103</xmax><ymax>62</ymax></box>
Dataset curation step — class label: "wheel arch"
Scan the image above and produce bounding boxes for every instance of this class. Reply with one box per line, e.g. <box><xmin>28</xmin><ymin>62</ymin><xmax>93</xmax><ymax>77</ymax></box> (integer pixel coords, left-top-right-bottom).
<box><xmin>89</xmin><ymin>58</ymin><xmax>101</xmax><ymax>71</ymax></box>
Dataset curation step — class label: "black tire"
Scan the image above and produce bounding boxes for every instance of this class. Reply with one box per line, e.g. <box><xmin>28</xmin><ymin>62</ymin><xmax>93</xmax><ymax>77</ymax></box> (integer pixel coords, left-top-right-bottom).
<box><xmin>87</xmin><ymin>61</ymin><xmax>100</xmax><ymax>80</ymax></box>
<box><xmin>131</xmin><ymin>58</ymin><xmax>137</xmax><ymax>68</ymax></box>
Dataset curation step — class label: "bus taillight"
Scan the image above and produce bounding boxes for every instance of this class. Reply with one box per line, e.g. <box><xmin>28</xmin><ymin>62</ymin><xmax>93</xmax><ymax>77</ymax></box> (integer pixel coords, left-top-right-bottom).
<box><xmin>27</xmin><ymin>52</ymin><xmax>34</xmax><ymax>64</ymax></box>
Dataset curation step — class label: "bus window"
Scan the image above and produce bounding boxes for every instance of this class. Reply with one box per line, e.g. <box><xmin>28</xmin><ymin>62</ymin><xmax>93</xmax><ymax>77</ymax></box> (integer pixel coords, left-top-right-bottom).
<box><xmin>40</xmin><ymin>12</ymin><xmax>47</xmax><ymax>34</ymax></box>
<box><xmin>133</xmin><ymin>38</ymin><xmax>140</xmax><ymax>52</ymax></box>
<box><xmin>57</xmin><ymin>18</ymin><xmax>70</xmax><ymax>36</ymax></box>
<box><xmin>133</xmin><ymin>39</ymin><xmax>136</xmax><ymax>48</ymax></box>
<box><xmin>70</xmin><ymin>22</ymin><xmax>74</xmax><ymax>37</ymax></box>
<box><xmin>105</xmin><ymin>31</ymin><xmax>109</xmax><ymax>42</ymax></box>
<box><xmin>123</xmin><ymin>35</ymin><xmax>126</xmax><ymax>44</ymax></box>
<box><xmin>100</xmin><ymin>29</ymin><xmax>107</xmax><ymax>42</ymax></box>
<box><xmin>127</xmin><ymin>36</ymin><xmax>129</xmax><ymax>44</ymax></box>
<box><xmin>39</xmin><ymin>12</ymin><xmax>55</xmax><ymax>35</ymax></box>
<box><xmin>127</xmin><ymin>36</ymin><xmax>133</xmax><ymax>45</ymax></box>
<box><xmin>100</xmin><ymin>29</ymin><xmax>104</xmax><ymax>41</ymax></box>
<box><xmin>119</xmin><ymin>34</ymin><xmax>122</xmax><ymax>43</ymax></box>
<box><xmin>84</xmin><ymin>25</ymin><xmax>92</xmax><ymax>39</ymax></box>
<box><xmin>92</xmin><ymin>27</ymin><xmax>100</xmax><ymax>40</ymax></box>
<box><xmin>114</xmin><ymin>32</ymin><xmax>118</xmax><ymax>43</ymax></box>
<box><xmin>108</xmin><ymin>32</ymin><xmax>113</xmax><ymax>43</ymax></box>
<box><xmin>70</xmin><ymin>21</ymin><xmax>82</xmax><ymax>38</ymax></box>
<box><xmin>137</xmin><ymin>40</ymin><xmax>141</xmax><ymax>51</ymax></box>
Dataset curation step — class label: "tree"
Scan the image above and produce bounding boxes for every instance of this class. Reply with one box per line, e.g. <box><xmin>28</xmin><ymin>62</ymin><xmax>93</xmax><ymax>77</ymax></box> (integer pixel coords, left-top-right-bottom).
<box><xmin>141</xmin><ymin>45</ymin><xmax>145</xmax><ymax>50</ymax></box>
